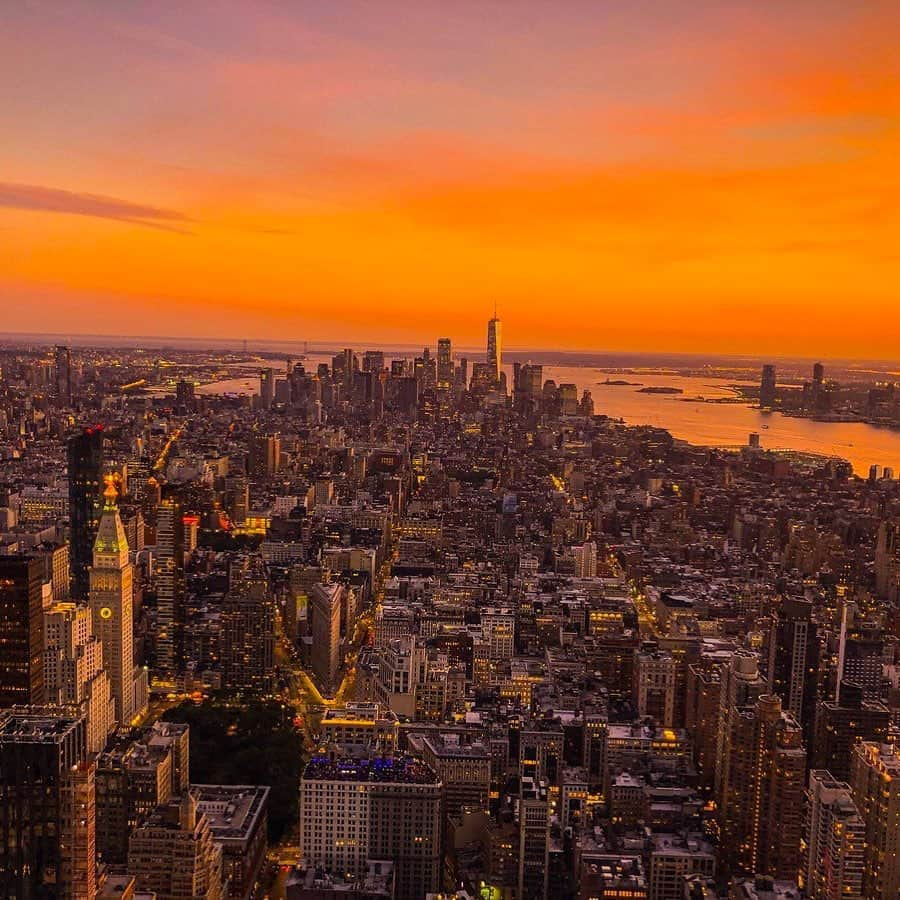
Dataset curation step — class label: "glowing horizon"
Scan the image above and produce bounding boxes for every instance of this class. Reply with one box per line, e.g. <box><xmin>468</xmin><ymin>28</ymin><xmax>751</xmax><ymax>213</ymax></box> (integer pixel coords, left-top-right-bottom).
<box><xmin>2</xmin><ymin>2</ymin><xmax>898</xmax><ymax>359</ymax></box>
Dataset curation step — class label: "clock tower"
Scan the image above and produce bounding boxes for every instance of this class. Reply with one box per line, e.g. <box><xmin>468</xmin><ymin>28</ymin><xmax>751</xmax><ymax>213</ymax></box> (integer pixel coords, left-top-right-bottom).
<box><xmin>89</xmin><ymin>474</ymin><xmax>136</xmax><ymax>727</ymax></box>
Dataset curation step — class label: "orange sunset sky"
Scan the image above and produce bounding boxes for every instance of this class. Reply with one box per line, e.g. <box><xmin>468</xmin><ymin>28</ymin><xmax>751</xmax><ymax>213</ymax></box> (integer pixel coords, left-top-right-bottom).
<box><xmin>1</xmin><ymin>2</ymin><xmax>898</xmax><ymax>358</ymax></box>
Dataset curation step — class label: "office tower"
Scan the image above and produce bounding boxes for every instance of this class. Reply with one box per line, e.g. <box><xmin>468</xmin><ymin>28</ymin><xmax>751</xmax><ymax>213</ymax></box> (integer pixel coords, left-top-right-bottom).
<box><xmin>37</xmin><ymin>540</ymin><xmax>71</xmax><ymax>602</ymax></box>
<box><xmin>849</xmin><ymin>742</ymin><xmax>900</xmax><ymax>899</ymax></box>
<box><xmin>155</xmin><ymin>498</ymin><xmax>185</xmax><ymax>677</ymax></box>
<box><xmin>487</xmin><ymin>312</ymin><xmax>502</xmax><ymax>385</ymax></box>
<box><xmin>332</xmin><ymin>348</ymin><xmax>357</xmax><ymax>394</ymax></box>
<box><xmin>437</xmin><ymin>337</ymin><xmax>453</xmax><ymax>388</ymax></box>
<box><xmin>767</xmin><ymin>596</ymin><xmax>820</xmax><ymax>744</ymax></box>
<box><xmin>128</xmin><ymin>792</ymin><xmax>225</xmax><ymax>900</ymax></box>
<box><xmin>836</xmin><ymin>603</ymin><xmax>884</xmax><ymax>700</ymax></box>
<box><xmin>309</xmin><ymin>581</ymin><xmax>344</xmax><ymax>696</ymax></box>
<box><xmin>274</xmin><ymin>376</ymin><xmax>291</xmax><ymax>404</ymax></box>
<box><xmin>362</xmin><ymin>349</ymin><xmax>385</xmax><ymax>373</ymax></box>
<box><xmin>481</xmin><ymin>607</ymin><xmax>515</xmax><ymax>661</ymax></box>
<box><xmin>686</xmin><ymin>659</ymin><xmax>723</xmax><ymax>795</ymax></box>
<box><xmin>634</xmin><ymin>644</ymin><xmax>678</xmax><ymax>728</ymax></box>
<box><xmin>146</xmin><ymin>719</ymin><xmax>191</xmax><ymax>793</ymax></box>
<box><xmin>68</xmin><ymin>425</ymin><xmax>104</xmax><ymax>599</ymax></box>
<box><xmin>89</xmin><ymin>476</ymin><xmax>137</xmax><ymax>726</ymax></box>
<box><xmin>175</xmin><ymin>378</ymin><xmax>196</xmax><ymax>409</ymax></box>
<box><xmin>518</xmin><ymin>777</ymin><xmax>550</xmax><ymax>900</ymax></box>
<box><xmin>44</xmin><ymin>601</ymin><xmax>115</xmax><ymax>753</ymax></box>
<box><xmin>223</xmin><ymin>474</ymin><xmax>250</xmax><ymax>526</ymax></box>
<box><xmin>515</xmin><ymin>363</ymin><xmax>543</xmax><ymax>401</ymax></box>
<box><xmin>221</xmin><ymin>566</ymin><xmax>275</xmax><ymax>694</ymax></box>
<box><xmin>809</xmin><ymin>361</ymin><xmax>826</xmax><ymax>410</ymax></box>
<box><xmin>0</xmin><ymin>708</ymin><xmax>97</xmax><ymax>899</ymax></box>
<box><xmin>519</xmin><ymin>726</ymin><xmax>563</xmax><ymax>787</ymax></box>
<box><xmin>813</xmin><ymin>361</ymin><xmax>825</xmax><ymax>389</ymax></box>
<box><xmin>258</xmin><ymin>368</ymin><xmax>275</xmax><ymax>410</ymax></box>
<box><xmin>812</xmin><ymin>681</ymin><xmax>890</xmax><ymax>780</ymax></box>
<box><xmin>456</xmin><ymin>356</ymin><xmax>468</xmax><ymax>389</ymax></box>
<box><xmin>299</xmin><ymin>754</ymin><xmax>442</xmax><ymax>899</ymax></box>
<box><xmin>805</xmin><ymin>770</ymin><xmax>865</xmax><ymax>900</ymax></box>
<box><xmin>874</xmin><ymin>520</ymin><xmax>899</xmax><ymax>600</ymax></box>
<box><xmin>396</xmin><ymin>375</ymin><xmax>419</xmax><ymax>417</ymax></box>
<box><xmin>55</xmin><ymin>344</ymin><xmax>72</xmax><ymax>404</ymax></box>
<box><xmin>714</xmin><ymin>651</ymin><xmax>767</xmax><ymax>802</ymax></box>
<box><xmin>0</xmin><ymin>555</ymin><xmax>44</xmax><ymax>707</ymax></box>
<box><xmin>352</xmin><ymin>369</ymin><xmax>374</xmax><ymax>406</ymax></box>
<box><xmin>95</xmin><ymin>734</ymin><xmax>176</xmax><ymax>864</ymax></box>
<box><xmin>558</xmin><ymin>382</ymin><xmax>578</xmax><ymax>415</ymax></box>
<box><xmin>375</xmin><ymin>637</ymin><xmax>427</xmax><ymax>720</ymax></box>
<box><xmin>759</xmin><ymin>364</ymin><xmax>776</xmax><ymax>409</ymax></box>
<box><xmin>248</xmin><ymin>432</ymin><xmax>280</xmax><ymax>477</ymax></box>
<box><xmin>583</xmin><ymin>713</ymin><xmax>608</xmax><ymax>786</ymax></box>
<box><xmin>840</xmin><ymin>628</ymin><xmax>884</xmax><ymax>699</ymax></box>
<box><xmin>574</xmin><ymin>540</ymin><xmax>598</xmax><ymax>577</ymax></box>
<box><xmin>408</xmin><ymin>732</ymin><xmax>491</xmax><ymax>818</ymax></box>
<box><xmin>717</xmin><ymin>694</ymin><xmax>806</xmax><ymax>880</ymax></box>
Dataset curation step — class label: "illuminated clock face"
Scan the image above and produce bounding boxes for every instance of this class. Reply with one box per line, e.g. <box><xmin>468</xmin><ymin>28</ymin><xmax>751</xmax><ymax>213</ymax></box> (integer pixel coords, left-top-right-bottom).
<box><xmin>99</xmin><ymin>607</ymin><xmax>113</xmax><ymax>620</ymax></box>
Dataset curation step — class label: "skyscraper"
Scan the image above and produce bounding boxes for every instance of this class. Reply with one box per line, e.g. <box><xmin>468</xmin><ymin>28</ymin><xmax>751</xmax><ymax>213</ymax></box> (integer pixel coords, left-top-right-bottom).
<box><xmin>849</xmin><ymin>742</ymin><xmax>900</xmax><ymax>899</ymax></box>
<box><xmin>874</xmin><ymin>520</ymin><xmax>899</xmax><ymax>601</ymax></box>
<box><xmin>89</xmin><ymin>476</ymin><xmax>136</xmax><ymax>726</ymax></box>
<box><xmin>487</xmin><ymin>311</ymin><xmax>502</xmax><ymax>386</ymax></box>
<box><xmin>714</xmin><ymin>650</ymin><xmax>766</xmax><ymax>803</ymax></box>
<box><xmin>44</xmin><ymin>601</ymin><xmax>115</xmax><ymax>753</ymax></box>
<box><xmin>574</xmin><ymin>540</ymin><xmax>598</xmax><ymax>577</ymax></box>
<box><xmin>805</xmin><ymin>770</ymin><xmax>865</xmax><ymax>900</ymax></box>
<box><xmin>759</xmin><ymin>364</ymin><xmax>776</xmax><ymax>409</ymax></box>
<box><xmin>258</xmin><ymin>367</ymin><xmax>275</xmax><ymax>410</ymax></box>
<box><xmin>437</xmin><ymin>337</ymin><xmax>453</xmax><ymax>389</ymax></box>
<box><xmin>767</xmin><ymin>596</ymin><xmax>820</xmax><ymax>745</ymax></box>
<box><xmin>310</xmin><ymin>581</ymin><xmax>344</xmax><ymax>696</ymax></box>
<box><xmin>812</xmin><ymin>681</ymin><xmax>890</xmax><ymax>780</ymax></box>
<box><xmin>54</xmin><ymin>344</ymin><xmax>72</xmax><ymax>404</ymax></box>
<box><xmin>248</xmin><ymin>433</ymin><xmax>280</xmax><ymax>478</ymax></box>
<box><xmin>0</xmin><ymin>708</ymin><xmax>97</xmax><ymax>899</ymax></box>
<box><xmin>717</xmin><ymin>694</ymin><xmax>806</xmax><ymax>880</ymax></box>
<box><xmin>518</xmin><ymin>777</ymin><xmax>550</xmax><ymax>900</ymax></box>
<box><xmin>0</xmin><ymin>555</ymin><xmax>44</xmax><ymax>708</ymax></box>
<box><xmin>221</xmin><ymin>564</ymin><xmax>275</xmax><ymax>694</ymax></box>
<box><xmin>156</xmin><ymin>498</ymin><xmax>185</xmax><ymax>678</ymax></box>
<box><xmin>68</xmin><ymin>425</ymin><xmax>104</xmax><ymax>599</ymax></box>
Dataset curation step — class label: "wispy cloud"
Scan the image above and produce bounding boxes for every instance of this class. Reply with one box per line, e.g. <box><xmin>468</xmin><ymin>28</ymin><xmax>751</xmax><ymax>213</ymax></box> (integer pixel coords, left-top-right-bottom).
<box><xmin>0</xmin><ymin>182</ymin><xmax>193</xmax><ymax>233</ymax></box>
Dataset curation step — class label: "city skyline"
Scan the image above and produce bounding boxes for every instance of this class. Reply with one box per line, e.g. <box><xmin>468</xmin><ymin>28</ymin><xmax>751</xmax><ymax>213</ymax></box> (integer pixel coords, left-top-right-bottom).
<box><xmin>3</xmin><ymin>1</ymin><xmax>899</xmax><ymax>358</ymax></box>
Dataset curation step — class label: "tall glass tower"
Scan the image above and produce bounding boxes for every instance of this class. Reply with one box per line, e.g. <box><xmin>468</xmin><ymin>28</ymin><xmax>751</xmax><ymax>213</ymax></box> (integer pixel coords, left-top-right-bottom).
<box><xmin>487</xmin><ymin>312</ymin><xmax>502</xmax><ymax>386</ymax></box>
<box><xmin>67</xmin><ymin>425</ymin><xmax>104</xmax><ymax>599</ymax></box>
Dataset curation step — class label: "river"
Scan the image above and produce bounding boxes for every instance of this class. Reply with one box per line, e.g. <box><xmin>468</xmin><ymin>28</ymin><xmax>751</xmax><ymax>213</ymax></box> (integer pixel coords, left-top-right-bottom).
<box><xmin>546</xmin><ymin>368</ymin><xmax>899</xmax><ymax>476</ymax></box>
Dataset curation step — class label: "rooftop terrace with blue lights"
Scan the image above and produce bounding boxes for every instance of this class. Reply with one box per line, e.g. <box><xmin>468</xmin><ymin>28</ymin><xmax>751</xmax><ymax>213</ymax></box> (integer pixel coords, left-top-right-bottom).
<box><xmin>302</xmin><ymin>754</ymin><xmax>438</xmax><ymax>784</ymax></box>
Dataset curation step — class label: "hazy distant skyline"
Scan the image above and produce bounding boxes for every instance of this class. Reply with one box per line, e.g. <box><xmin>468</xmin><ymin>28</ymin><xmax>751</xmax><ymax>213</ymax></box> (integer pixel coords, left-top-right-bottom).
<box><xmin>2</xmin><ymin>1</ymin><xmax>898</xmax><ymax>357</ymax></box>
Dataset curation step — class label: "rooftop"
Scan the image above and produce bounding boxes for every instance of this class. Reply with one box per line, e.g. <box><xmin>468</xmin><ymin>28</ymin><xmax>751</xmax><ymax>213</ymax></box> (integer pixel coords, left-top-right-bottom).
<box><xmin>302</xmin><ymin>754</ymin><xmax>439</xmax><ymax>785</ymax></box>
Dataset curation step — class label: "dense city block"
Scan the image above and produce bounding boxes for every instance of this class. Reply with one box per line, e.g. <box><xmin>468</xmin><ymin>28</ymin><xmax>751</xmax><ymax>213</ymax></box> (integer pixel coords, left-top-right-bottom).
<box><xmin>1</xmin><ymin>329</ymin><xmax>900</xmax><ymax>900</ymax></box>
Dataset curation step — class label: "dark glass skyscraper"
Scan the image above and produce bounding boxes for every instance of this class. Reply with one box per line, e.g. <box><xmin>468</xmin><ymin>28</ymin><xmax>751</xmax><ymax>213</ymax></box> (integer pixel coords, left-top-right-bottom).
<box><xmin>155</xmin><ymin>497</ymin><xmax>185</xmax><ymax>677</ymax></box>
<box><xmin>437</xmin><ymin>337</ymin><xmax>453</xmax><ymax>389</ymax></box>
<box><xmin>0</xmin><ymin>555</ymin><xmax>44</xmax><ymax>708</ymax></box>
<box><xmin>767</xmin><ymin>596</ymin><xmax>821</xmax><ymax>745</ymax></box>
<box><xmin>0</xmin><ymin>708</ymin><xmax>95</xmax><ymax>898</ymax></box>
<box><xmin>67</xmin><ymin>425</ymin><xmax>104</xmax><ymax>599</ymax></box>
<box><xmin>760</xmin><ymin>364</ymin><xmax>776</xmax><ymax>409</ymax></box>
<box><xmin>487</xmin><ymin>314</ymin><xmax>502</xmax><ymax>386</ymax></box>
